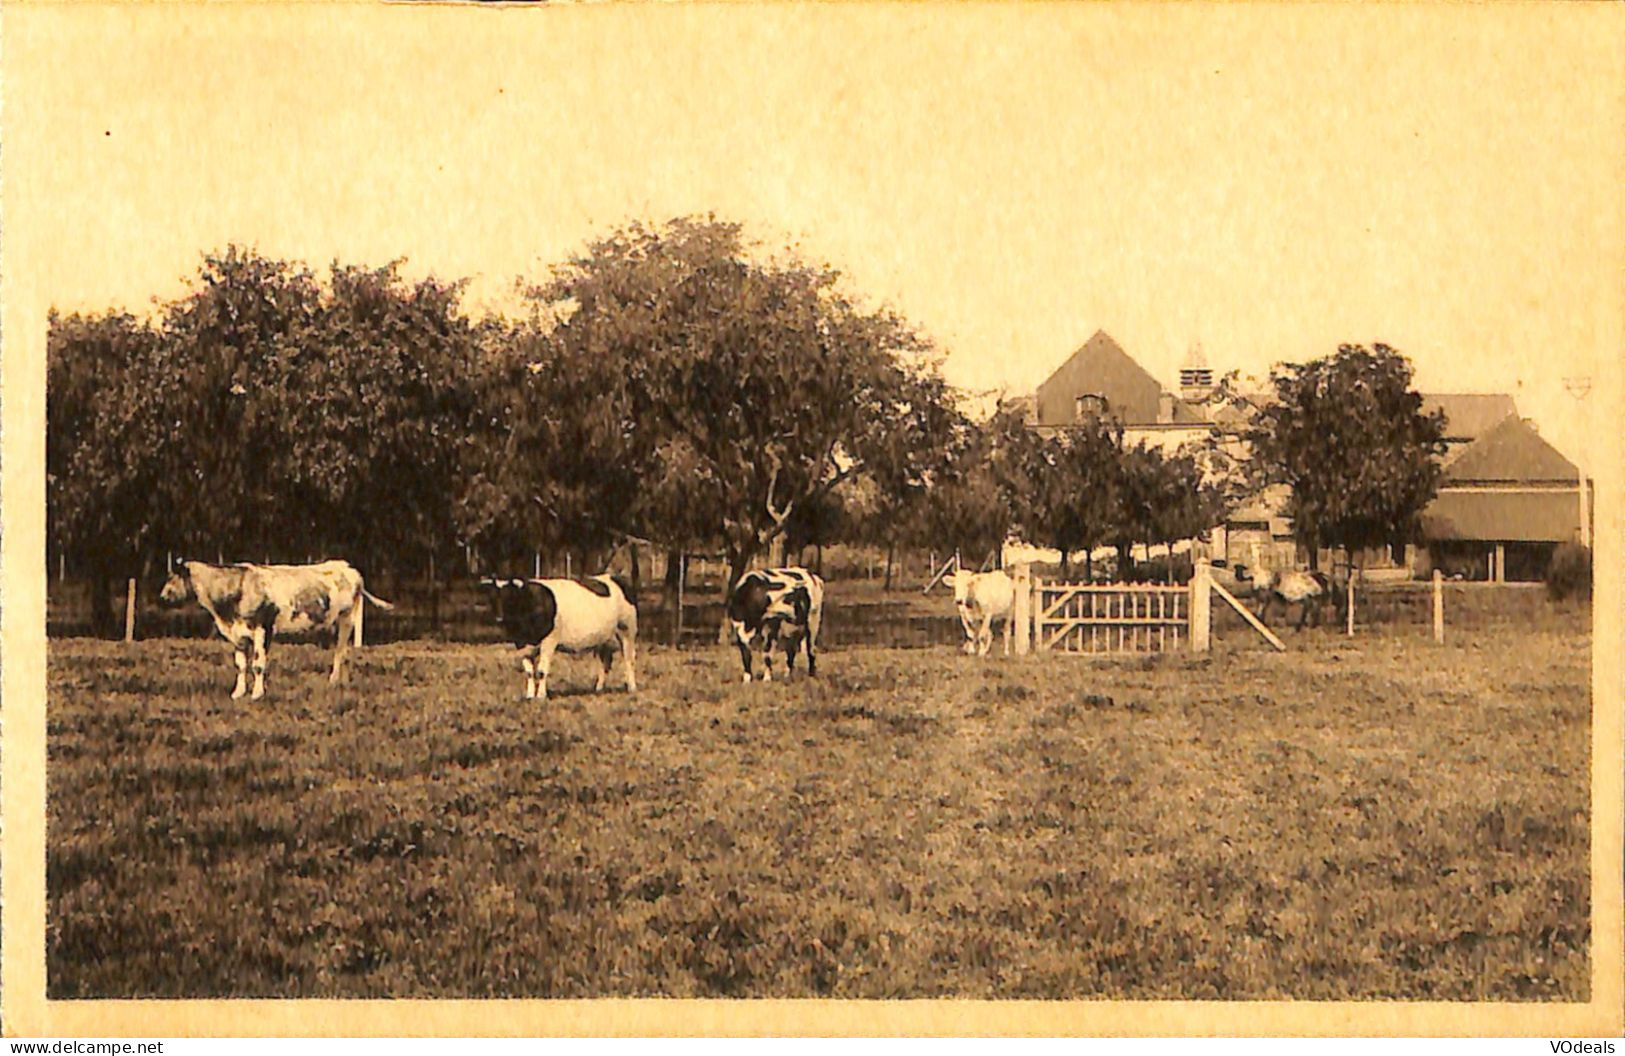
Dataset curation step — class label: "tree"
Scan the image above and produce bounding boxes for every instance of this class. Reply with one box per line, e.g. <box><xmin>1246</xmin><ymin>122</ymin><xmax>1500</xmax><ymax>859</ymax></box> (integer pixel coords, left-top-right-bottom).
<box><xmin>992</xmin><ymin>411</ymin><xmax>1121</xmax><ymax>579</ymax></box>
<box><xmin>908</xmin><ymin>414</ymin><xmax>1012</xmax><ymax>575</ymax></box>
<box><xmin>519</xmin><ymin>216</ymin><xmax>961</xmax><ymax>603</ymax></box>
<box><xmin>47</xmin><ymin>310</ymin><xmax>166</xmax><ymax>633</ymax></box>
<box><xmin>1249</xmin><ymin>343</ymin><xmax>1447</xmax><ymax>569</ymax></box>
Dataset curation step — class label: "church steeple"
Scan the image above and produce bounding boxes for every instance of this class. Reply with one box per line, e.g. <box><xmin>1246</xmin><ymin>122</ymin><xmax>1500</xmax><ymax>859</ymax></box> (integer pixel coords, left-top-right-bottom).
<box><xmin>1179</xmin><ymin>341</ymin><xmax>1213</xmax><ymax>402</ymax></box>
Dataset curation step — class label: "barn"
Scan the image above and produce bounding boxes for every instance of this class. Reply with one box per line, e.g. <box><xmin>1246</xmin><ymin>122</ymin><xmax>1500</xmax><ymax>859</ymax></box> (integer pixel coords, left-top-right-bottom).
<box><xmin>1026</xmin><ymin>337</ymin><xmax>1588</xmax><ymax>582</ymax></box>
<box><xmin>1419</xmin><ymin>414</ymin><xmax>1589</xmax><ymax>582</ymax></box>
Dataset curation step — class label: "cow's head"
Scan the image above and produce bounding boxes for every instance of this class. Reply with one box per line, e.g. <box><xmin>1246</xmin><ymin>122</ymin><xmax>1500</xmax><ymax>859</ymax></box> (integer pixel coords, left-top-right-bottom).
<box><xmin>950</xmin><ymin>569</ymin><xmax>973</xmax><ymax>607</ymax></box>
<box><xmin>480</xmin><ymin>578</ymin><xmax>533</xmax><ymax>626</ymax></box>
<box><xmin>158</xmin><ymin>562</ymin><xmax>196</xmax><ymax>607</ymax></box>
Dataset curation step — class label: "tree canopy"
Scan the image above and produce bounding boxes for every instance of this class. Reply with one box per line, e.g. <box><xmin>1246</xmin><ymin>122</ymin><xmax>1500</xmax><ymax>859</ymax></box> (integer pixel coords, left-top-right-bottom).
<box><xmin>1248</xmin><ymin>343</ymin><xmax>1447</xmax><ymax>564</ymax></box>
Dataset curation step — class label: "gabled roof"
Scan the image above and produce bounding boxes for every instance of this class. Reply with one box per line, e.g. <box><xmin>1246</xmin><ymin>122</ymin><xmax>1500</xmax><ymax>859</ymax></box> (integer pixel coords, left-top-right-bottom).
<box><xmin>1420</xmin><ymin>393</ymin><xmax>1518</xmax><ymax>443</ymax></box>
<box><xmin>1035</xmin><ymin>330</ymin><xmax>1208</xmax><ymax>427</ymax></box>
<box><xmin>1421</xmin><ymin>491</ymin><xmax>1579</xmax><ymax>543</ymax></box>
<box><xmin>1442</xmin><ymin>415</ymin><xmax>1578</xmax><ymax>484</ymax></box>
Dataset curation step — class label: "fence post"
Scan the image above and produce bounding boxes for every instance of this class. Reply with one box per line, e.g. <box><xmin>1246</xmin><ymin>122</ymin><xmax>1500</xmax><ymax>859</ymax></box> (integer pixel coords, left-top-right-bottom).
<box><xmin>1433</xmin><ymin>569</ymin><xmax>1444</xmax><ymax>644</ymax></box>
<box><xmin>675</xmin><ymin>554</ymin><xmax>685</xmax><ymax>648</ymax></box>
<box><xmin>1012</xmin><ymin>563</ymin><xmax>1031</xmax><ymax>656</ymax></box>
<box><xmin>1191</xmin><ymin>560</ymin><xmax>1211</xmax><ymax>653</ymax></box>
<box><xmin>354</xmin><ymin>594</ymin><xmax>365</xmax><ymax>647</ymax></box>
<box><xmin>124</xmin><ymin>578</ymin><xmax>137</xmax><ymax>643</ymax></box>
<box><xmin>1032</xmin><ymin>574</ymin><xmax>1046</xmax><ymax>653</ymax></box>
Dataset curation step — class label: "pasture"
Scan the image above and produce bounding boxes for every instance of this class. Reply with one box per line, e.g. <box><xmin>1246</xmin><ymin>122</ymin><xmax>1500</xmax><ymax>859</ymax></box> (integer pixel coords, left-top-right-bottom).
<box><xmin>47</xmin><ymin>592</ymin><xmax>1591</xmax><ymax>1000</ymax></box>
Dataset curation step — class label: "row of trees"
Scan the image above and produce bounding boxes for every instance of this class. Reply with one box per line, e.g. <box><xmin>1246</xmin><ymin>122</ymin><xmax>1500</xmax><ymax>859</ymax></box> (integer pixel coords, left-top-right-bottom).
<box><xmin>49</xmin><ymin>216</ymin><xmax>1450</xmax><ymax>635</ymax></box>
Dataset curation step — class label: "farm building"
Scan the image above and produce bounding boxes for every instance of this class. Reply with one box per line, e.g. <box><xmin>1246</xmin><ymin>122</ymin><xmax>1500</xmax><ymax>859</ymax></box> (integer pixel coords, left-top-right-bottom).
<box><xmin>1030</xmin><ymin>330</ymin><xmax>1228</xmax><ymax>453</ymax></box>
<box><xmin>1419</xmin><ymin>413</ymin><xmax>1589</xmax><ymax>582</ymax></box>
<box><xmin>1027</xmin><ymin>334</ymin><xmax>1586</xmax><ymax>581</ymax></box>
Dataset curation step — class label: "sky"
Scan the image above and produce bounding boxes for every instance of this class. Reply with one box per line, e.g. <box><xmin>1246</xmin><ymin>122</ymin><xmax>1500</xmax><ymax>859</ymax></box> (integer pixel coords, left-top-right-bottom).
<box><xmin>4</xmin><ymin>2</ymin><xmax>1622</xmax><ymax>470</ymax></box>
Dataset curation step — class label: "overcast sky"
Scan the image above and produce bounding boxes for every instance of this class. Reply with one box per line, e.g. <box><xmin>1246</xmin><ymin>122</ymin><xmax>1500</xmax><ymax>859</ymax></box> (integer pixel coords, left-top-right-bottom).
<box><xmin>5</xmin><ymin>3</ymin><xmax>1621</xmax><ymax>467</ymax></box>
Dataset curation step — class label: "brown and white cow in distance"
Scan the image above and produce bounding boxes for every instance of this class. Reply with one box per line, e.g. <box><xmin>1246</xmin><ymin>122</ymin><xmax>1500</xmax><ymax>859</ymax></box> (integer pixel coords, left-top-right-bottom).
<box><xmin>483</xmin><ymin>575</ymin><xmax>639</xmax><ymax>701</ymax></box>
<box><xmin>727</xmin><ymin>567</ymin><xmax>824</xmax><ymax>683</ymax></box>
<box><xmin>158</xmin><ymin>559</ymin><xmax>394</xmax><ymax>700</ymax></box>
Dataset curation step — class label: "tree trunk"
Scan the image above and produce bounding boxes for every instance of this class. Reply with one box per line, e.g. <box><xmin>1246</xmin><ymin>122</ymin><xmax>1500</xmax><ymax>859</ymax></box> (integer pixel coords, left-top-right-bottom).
<box><xmin>720</xmin><ymin>544</ymin><xmax>753</xmax><ymax>643</ymax></box>
<box><xmin>1058</xmin><ymin>544</ymin><xmax>1071</xmax><ymax>581</ymax></box>
<box><xmin>816</xmin><ymin>541</ymin><xmax>824</xmax><ymax>577</ymax></box>
<box><xmin>663</xmin><ymin>548</ymin><xmax>683</xmax><ymax>611</ymax></box>
<box><xmin>1084</xmin><ymin>550</ymin><xmax>1092</xmax><ymax>582</ymax></box>
<box><xmin>883</xmin><ymin>539</ymin><xmax>896</xmax><ymax>592</ymax></box>
<box><xmin>89</xmin><ymin>557</ymin><xmax>114</xmax><ymax>638</ymax></box>
<box><xmin>627</xmin><ymin>543</ymin><xmax>643</xmax><ymax>599</ymax></box>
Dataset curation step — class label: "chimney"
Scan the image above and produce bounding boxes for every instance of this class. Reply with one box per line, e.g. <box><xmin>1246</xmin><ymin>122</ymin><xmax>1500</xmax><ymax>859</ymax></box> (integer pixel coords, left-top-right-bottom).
<box><xmin>1158</xmin><ymin>391</ymin><xmax>1175</xmax><ymax>423</ymax></box>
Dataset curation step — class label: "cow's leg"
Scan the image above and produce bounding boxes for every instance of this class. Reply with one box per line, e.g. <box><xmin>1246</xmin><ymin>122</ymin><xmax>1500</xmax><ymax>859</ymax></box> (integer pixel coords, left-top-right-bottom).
<box><xmin>1002</xmin><ymin>614</ymin><xmax>1012</xmax><ymax>656</ymax></box>
<box><xmin>534</xmin><ymin>638</ymin><xmax>559</xmax><ymax>702</ymax></box>
<box><xmin>959</xmin><ymin>607</ymin><xmax>977</xmax><ymax>654</ymax></box>
<box><xmin>620</xmin><ymin>631</ymin><xmax>638</xmax><ymax>693</ymax></box>
<box><xmin>249</xmin><ymin>626</ymin><xmax>269</xmax><ymax>700</ymax></box>
<box><xmin>782</xmin><ymin>628</ymin><xmax>801</xmax><ymax>676</ymax></box>
<box><xmin>978</xmin><ymin>613</ymin><xmax>994</xmax><ymax>656</ymax></box>
<box><xmin>594</xmin><ymin>643</ymin><xmax>616</xmax><ymax>692</ymax></box>
<box><xmin>761</xmin><ymin>625</ymin><xmax>780</xmax><ymax>683</ymax></box>
<box><xmin>231</xmin><ymin>637</ymin><xmax>250</xmax><ymax>700</ymax></box>
<box><xmin>733</xmin><ymin>622</ymin><xmax>755</xmax><ymax>683</ymax></box>
<box><xmin>520</xmin><ymin>649</ymin><xmax>539</xmax><ymax>700</ymax></box>
<box><xmin>806</xmin><ymin>607</ymin><xmax>820</xmax><ymax>678</ymax></box>
<box><xmin>330</xmin><ymin>609</ymin><xmax>354</xmax><ymax>684</ymax></box>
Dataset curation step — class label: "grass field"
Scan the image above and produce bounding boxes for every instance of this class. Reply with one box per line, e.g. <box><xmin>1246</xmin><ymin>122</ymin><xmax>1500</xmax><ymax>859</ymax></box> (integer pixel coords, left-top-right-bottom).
<box><xmin>47</xmin><ymin>595</ymin><xmax>1591</xmax><ymax>1000</ymax></box>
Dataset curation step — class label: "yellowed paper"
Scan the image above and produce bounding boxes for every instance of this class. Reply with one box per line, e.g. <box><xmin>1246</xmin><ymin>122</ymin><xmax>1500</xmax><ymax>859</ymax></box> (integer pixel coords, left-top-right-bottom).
<box><xmin>4</xmin><ymin>1</ymin><xmax>1621</xmax><ymax>1037</ymax></box>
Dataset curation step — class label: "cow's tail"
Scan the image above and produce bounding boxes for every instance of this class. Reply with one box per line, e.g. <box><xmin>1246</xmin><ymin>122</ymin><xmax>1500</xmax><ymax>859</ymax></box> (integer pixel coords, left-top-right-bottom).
<box><xmin>361</xmin><ymin>588</ymin><xmax>396</xmax><ymax>610</ymax></box>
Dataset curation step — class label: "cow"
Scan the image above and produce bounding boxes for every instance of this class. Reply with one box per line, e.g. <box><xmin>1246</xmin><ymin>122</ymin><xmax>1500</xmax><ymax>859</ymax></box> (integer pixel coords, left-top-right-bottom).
<box><xmin>157</xmin><ymin>559</ymin><xmax>394</xmax><ymax>700</ymax></box>
<box><xmin>1246</xmin><ymin>567</ymin><xmax>1345</xmax><ymax>630</ymax></box>
<box><xmin>950</xmin><ymin>568</ymin><xmax>1015</xmax><ymax>656</ymax></box>
<box><xmin>727</xmin><ymin>567</ymin><xmax>824</xmax><ymax>683</ymax></box>
<box><xmin>483</xmin><ymin>575</ymin><xmax>638</xmax><ymax>701</ymax></box>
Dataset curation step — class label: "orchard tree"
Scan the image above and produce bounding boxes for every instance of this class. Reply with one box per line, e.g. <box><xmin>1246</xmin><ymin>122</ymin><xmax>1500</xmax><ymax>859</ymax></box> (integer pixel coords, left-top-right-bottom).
<box><xmin>47</xmin><ymin>310</ymin><xmax>167</xmax><ymax>633</ymax></box>
<box><xmin>1249</xmin><ymin>343</ymin><xmax>1447</xmax><ymax>568</ymax></box>
<box><xmin>521</xmin><ymin>216</ymin><xmax>962</xmax><ymax>601</ymax></box>
<box><xmin>993</xmin><ymin>411</ymin><xmax>1122</xmax><ymax>579</ymax></box>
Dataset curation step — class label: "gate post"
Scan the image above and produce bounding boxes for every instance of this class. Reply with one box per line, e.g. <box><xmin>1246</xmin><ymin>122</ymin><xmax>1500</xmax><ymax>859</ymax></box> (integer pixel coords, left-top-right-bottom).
<box><xmin>1032</xmin><ymin>574</ymin><xmax>1047</xmax><ymax>653</ymax></box>
<box><xmin>1191</xmin><ymin>560</ymin><xmax>1211</xmax><ymax>653</ymax></box>
<box><xmin>1012</xmin><ymin>563</ymin><xmax>1031</xmax><ymax>656</ymax></box>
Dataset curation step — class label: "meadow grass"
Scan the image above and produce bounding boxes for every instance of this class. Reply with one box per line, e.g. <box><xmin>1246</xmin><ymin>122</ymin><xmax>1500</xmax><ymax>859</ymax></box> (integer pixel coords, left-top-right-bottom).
<box><xmin>47</xmin><ymin>601</ymin><xmax>1590</xmax><ymax>999</ymax></box>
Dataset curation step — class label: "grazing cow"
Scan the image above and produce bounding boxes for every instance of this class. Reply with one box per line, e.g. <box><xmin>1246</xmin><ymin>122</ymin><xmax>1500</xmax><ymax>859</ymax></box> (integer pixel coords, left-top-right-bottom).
<box><xmin>1249</xmin><ymin>568</ymin><xmax>1345</xmax><ymax>630</ymax></box>
<box><xmin>727</xmin><ymin>567</ymin><xmax>824</xmax><ymax>683</ymax></box>
<box><xmin>158</xmin><ymin>559</ymin><xmax>393</xmax><ymax>700</ymax></box>
<box><xmin>484</xmin><ymin>575</ymin><xmax>638</xmax><ymax>701</ymax></box>
<box><xmin>950</xmin><ymin>568</ymin><xmax>1015</xmax><ymax>656</ymax></box>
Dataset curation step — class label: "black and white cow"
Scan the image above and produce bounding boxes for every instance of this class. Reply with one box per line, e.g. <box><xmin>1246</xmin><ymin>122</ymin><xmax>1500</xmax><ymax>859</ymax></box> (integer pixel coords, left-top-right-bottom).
<box><xmin>484</xmin><ymin>575</ymin><xmax>639</xmax><ymax>701</ymax></box>
<box><xmin>727</xmin><ymin>567</ymin><xmax>825</xmax><ymax>683</ymax></box>
<box><xmin>157</xmin><ymin>559</ymin><xmax>394</xmax><ymax>700</ymax></box>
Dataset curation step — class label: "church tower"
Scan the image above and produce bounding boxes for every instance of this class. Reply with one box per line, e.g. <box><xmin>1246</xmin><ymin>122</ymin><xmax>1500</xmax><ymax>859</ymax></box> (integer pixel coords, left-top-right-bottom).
<box><xmin>1179</xmin><ymin>341</ymin><xmax>1214</xmax><ymax>403</ymax></box>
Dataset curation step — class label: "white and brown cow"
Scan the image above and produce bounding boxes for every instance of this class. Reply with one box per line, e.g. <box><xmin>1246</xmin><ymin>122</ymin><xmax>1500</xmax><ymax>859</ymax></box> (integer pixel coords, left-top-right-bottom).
<box><xmin>727</xmin><ymin>567</ymin><xmax>824</xmax><ymax>683</ymax></box>
<box><xmin>158</xmin><ymin>559</ymin><xmax>394</xmax><ymax>700</ymax></box>
<box><xmin>1244</xmin><ymin>567</ymin><xmax>1346</xmax><ymax>630</ymax></box>
<box><xmin>950</xmin><ymin>568</ymin><xmax>1015</xmax><ymax>656</ymax></box>
<box><xmin>484</xmin><ymin>575</ymin><xmax>638</xmax><ymax>701</ymax></box>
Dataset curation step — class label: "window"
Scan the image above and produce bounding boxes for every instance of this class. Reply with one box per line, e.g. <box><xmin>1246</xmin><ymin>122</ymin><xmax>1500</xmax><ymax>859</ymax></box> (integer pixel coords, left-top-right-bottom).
<box><xmin>1075</xmin><ymin>393</ymin><xmax>1108</xmax><ymax>420</ymax></box>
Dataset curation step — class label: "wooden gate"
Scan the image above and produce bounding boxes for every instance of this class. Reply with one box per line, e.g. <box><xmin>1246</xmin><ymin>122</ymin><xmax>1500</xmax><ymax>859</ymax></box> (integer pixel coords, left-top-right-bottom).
<box><xmin>1011</xmin><ymin>563</ymin><xmax>1214</xmax><ymax>655</ymax></box>
<box><xmin>1034</xmin><ymin>582</ymin><xmax>1189</xmax><ymax>653</ymax></box>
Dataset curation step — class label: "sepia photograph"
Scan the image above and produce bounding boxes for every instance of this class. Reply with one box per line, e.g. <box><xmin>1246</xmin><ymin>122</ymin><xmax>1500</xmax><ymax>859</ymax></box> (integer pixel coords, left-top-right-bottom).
<box><xmin>2</xmin><ymin>0</ymin><xmax>1621</xmax><ymax>1037</ymax></box>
